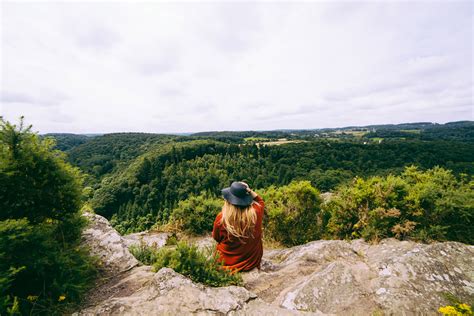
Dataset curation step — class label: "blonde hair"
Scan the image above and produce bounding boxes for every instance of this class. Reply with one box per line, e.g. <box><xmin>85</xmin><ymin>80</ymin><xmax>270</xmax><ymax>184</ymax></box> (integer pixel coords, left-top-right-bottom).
<box><xmin>220</xmin><ymin>200</ymin><xmax>257</xmax><ymax>240</ymax></box>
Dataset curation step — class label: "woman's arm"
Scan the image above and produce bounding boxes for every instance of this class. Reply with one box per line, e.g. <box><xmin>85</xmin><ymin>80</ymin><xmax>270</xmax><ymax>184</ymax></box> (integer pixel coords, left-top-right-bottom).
<box><xmin>239</xmin><ymin>181</ymin><xmax>265</xmax><ymax>212</ymax></box>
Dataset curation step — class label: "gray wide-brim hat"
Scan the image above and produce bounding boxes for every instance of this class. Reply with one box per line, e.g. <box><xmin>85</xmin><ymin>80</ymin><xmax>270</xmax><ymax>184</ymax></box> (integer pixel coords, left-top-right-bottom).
<box><xmin>222</xmin><ymin>182</ymin><xmax>253</xmax><ymax>207</ymax></box>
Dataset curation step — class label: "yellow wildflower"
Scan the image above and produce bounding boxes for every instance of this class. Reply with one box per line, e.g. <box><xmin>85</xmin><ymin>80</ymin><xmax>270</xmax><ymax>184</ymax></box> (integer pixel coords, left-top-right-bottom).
<box><xmin>27</xmin><ymin>295</ymin><xmax>38</xmax><ymax>301</ymax></box>
<box><xmin>438</xmin><ymin>305</ymin><xmax>459</xmax><ymax>316</ymax></box>
<box><xmin>58</xmin><ymin>295</ymin><xmax>66</xmax><ymax>302</ymax></box>
<box><xmin>458</xmin><ymin>304</ymin><xmax>472</xmax><ymax>314</ymax></box>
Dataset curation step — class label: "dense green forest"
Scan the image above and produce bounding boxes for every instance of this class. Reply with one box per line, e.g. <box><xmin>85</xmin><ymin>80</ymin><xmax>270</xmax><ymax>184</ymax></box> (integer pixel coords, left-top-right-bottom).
<box><xmin>101</xmin><ymin>138</ymin><xmax>473</xmax><ymax>233</ymax></box>
<box><xmin>43</xmin><ymin>121</ymin><xmax>473</xmax><ymax>234</ymax></box>
<box><xmin>65</xmin><ymin>133</ymin><xmax>179</xmax><ymax>185</ymax></box>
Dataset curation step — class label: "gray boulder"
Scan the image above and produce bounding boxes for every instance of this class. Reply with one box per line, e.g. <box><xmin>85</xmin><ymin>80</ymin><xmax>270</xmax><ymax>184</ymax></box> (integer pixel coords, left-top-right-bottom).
<box><xmin>82</xmin><ymin>212</ymin><xmax>138</xmax><ymax>273</ymax></box>
<box><xmin>123</xmin><ymin>231</ymin><xmax>169</xmax><ymax>248</ymax></box>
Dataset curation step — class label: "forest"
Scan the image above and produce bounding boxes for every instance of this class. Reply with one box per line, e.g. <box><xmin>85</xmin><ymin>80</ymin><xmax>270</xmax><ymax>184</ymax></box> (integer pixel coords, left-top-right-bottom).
<box><xmin>2</xmin><ymin>118</ymin><xmax>473</xmax><ymax>314</ymax></box>
<box><xmin>40</xmin><ymin>121</ymin><xmax>474</xmax><ymax>235</ymax></box>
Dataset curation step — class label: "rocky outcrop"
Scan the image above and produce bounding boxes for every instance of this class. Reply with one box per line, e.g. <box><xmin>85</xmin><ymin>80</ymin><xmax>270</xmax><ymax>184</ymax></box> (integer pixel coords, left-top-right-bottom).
<box><xmin>82</xmin><ymin>212</ymin><xmax>138</xmax><ymax>273</ymax></box>
<box><xmin>122</xmin><ymin>231</ymin><xmax>169</xmax><ymax>249</ymax></box>
<box><xmin>79</xmin><ymin>213</ymin><xmax>474</xmax><ymax>315</ymax></box>
<box><xmin>250</xmin><ymin>239</ymin><xmax>474</xmax><ymax>315</ymax></box>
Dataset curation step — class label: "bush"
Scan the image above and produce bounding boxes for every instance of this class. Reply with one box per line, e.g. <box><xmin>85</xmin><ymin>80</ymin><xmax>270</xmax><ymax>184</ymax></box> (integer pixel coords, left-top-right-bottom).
<box><xmin>307</xmin><ymin>168</ymin><xmax>354</xmax><ymax>191</ymax></box>
<box><xmin>0</xmin><ymin>118</ymin><xmax>97</xmax><ymax>315</ymax></box>
<box><xmin>129</xmin><ymin>242</ymin><xmax>161</xmax><ymax>265</ymax></box>
<box><xmin>129</xmin><ymin>242</ymin><xmax>241</xmax><ymax>287</ymax></box>
<box><xmin>168</xmin><ymin>193</ymin><xmax>223</xmax><ymax>235</ymax></box>
<box><xmin>261</xmin><ymin>181</ymin><xmax>324</xmax><ymax>246</ymax></box>
<box><xmin>325</xmin><ymin>166</ymin><xmax>474</xmax><ymax>243</ymax></box>
<box><xmin>152</xmin><ymin>242</ymin><xmax>242</xmax><ymax>287</ymax></box>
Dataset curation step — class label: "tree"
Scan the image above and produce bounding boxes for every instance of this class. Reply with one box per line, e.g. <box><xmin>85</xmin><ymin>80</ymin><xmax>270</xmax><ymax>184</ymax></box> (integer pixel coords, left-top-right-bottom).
<box><xmin>0</xmin><ymin>118</ymin><xmax>82</xmax><ymax>222</ymax></box>
<box><xmin>0</xmin><ymin>117</ymin><xmax>97</xmax><ymax>315</ymax></box>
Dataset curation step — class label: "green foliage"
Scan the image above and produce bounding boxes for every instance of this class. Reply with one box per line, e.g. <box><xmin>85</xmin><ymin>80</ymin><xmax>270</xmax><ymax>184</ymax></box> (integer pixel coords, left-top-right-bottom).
<box><xmin>67</xmin><ymin>133</ymin><xmax>177</xmax><ymax>184</ymax></box>
<box><xmin>0</xmin><ymin>117</ymin><xmax>97</xmax><ymax>315</ymax></box>
<box><xmin>307</xmin><ymin>168</ymin><xmax>354</xmax><ymax>192</ymax></box>
<box><xmin>88</xmin><ymin>135</ymin><xmax>473</xmax><ymax>242</ymax></box>
<box><xmin>129</xmin><ymin>243</ymin><xmax>161</xmax><ymax>266</ymax></box>
<box><xmin>325</xmin><ymin>166</ymin><xmax>474</xmax><ymax>243</ymax></box>
<box><xmin>261</xmin><ymin>181</ymin><xmax>324</xmax><ymax>246</ymax></box>
<box><xmin>0</xmin><ymin>119</ymin><xmax>83</xmax><ymax>223</ymax></box>
<box><xmin>129</xmin><ymin>242</ymin><xmax>241</xmax><ymax>287</ymax></box>
<box><xmin>169</xmin><ymin>193</ymin><xmax>222</xmax><ymax>235</ymax></box>
<box><xmin>43</xmin><ymin>133</ymin><xmax>91</xmax><ymax>151</ymax></box>
<box><xmin>152</xmin><ymin>242</ymin><xmax>242</xmax><ymax>287</ymax></box>
<box><xmin>88</xmin><ymin>133</ymin><xmax>474</xmax><ymax>234</ymax></box>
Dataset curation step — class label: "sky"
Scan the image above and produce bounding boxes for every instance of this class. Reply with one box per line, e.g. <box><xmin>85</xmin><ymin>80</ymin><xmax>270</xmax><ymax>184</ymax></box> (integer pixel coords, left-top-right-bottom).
<box><xmin>1</xmin><ymin>1</ymin><xmax>473</xmax><ymax>134</ymax></box>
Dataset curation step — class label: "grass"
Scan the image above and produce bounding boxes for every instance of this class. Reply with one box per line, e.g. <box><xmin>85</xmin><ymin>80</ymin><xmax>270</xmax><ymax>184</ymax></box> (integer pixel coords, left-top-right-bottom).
<box><xmin>244</xmin><ymin>137</ymin><xmax>270</xmax><ymax>142</ymax></box>
<box><xmin>259</xmin><ymin>140</ymin><xmax>306</xmax><ymax>146</ymax></box>
<box><xmin>263</xmin><ymin>236</ymin><xmax>285</xmax><ymax>249</ymax></box>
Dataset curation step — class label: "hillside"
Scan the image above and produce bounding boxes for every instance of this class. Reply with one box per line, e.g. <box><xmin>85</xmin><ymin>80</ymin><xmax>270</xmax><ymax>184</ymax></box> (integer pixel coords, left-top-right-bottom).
<box><xmin>86</xmin><ymin>137</ymin><xmax>474</xmax><ymax>234</ymax></box>
<box><xmin>78</xmin><ymin>212</ymin><xmax>474</xmax><ymax>315</ymax></box>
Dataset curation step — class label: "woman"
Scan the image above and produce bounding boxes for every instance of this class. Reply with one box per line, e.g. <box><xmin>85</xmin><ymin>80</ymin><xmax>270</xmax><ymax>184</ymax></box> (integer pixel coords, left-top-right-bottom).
<box><xmin>212</xmin><ymin>181</ymin><xmax>265</xmax><ymax>272</ymax></box>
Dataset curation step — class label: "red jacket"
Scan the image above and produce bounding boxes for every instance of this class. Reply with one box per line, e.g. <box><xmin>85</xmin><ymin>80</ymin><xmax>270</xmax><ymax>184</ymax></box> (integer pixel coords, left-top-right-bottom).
<box><xmin>212</xmin><ymin>195</ymin><xmax>265</xmax><ymax>272</ymax></box>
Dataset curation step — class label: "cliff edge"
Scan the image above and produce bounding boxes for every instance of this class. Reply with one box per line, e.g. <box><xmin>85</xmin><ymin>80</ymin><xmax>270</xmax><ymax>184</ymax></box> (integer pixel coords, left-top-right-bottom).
<box><xmin>77</xmin><ymin>212</ymin><xmax>474</xmax><ymax>315</ymax></box>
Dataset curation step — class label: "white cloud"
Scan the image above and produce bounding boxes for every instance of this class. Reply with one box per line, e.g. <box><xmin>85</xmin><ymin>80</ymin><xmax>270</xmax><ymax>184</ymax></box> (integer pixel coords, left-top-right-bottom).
<box><xmin>1</xmin><ymin>1</ymin><xmax>472</xmax><ymax>133</ymax></box>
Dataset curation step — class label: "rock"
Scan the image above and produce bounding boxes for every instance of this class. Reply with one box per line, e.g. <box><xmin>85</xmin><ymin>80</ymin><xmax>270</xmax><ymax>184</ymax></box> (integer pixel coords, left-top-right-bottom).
<box><xmin>82</xmin><ymin>212</ymin><xmax>138</xmax><ymax>273</ymax></box>
<box><xmin>80</xmin><ymin>213</ymin><xmax>474</xmax><ymax>315</ymax></box>
<box><xmin>123</xmin><ymin>231</ymin><xmax>169</xmax><ymax>248</ymax></box>
<box><xmin>247</xmin><ymin>238</ymin><xmax>474</xmax><ymax>315</ymax></box>
<box><xmin>189</xmin><ymin>235</ymin><xmax>216</xmax><ymax>251</ymax></box>
<box><xmin>79</xmin><ymin>268</ymin><xmax>258</xmax><ymax>315</ymax></box>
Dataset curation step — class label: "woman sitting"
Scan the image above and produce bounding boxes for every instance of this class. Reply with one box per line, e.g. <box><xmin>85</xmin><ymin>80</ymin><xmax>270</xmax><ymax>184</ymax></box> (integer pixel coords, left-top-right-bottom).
<box><xmin>212</xmin><ymin>181</ymin><xmax>265</xmax><ymax>272</ymax></box>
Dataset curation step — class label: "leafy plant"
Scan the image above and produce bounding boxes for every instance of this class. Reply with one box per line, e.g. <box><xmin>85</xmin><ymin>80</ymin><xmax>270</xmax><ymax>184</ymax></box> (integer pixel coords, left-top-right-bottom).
<box><xmin>152</xmin><ymin>242</ymin><xmax>242</xmax><ymax>287</ymax></box>
<box><xmin>129</xmin><ymin>242</ymin><xmax>161</xmax><ymax>266</ymax></box>
<box><xmin>0</xmin><ymin>117</ymin><xmax>97</xmax><ymax>315</ymax></box>
<box><xmin>261</xmin><ymin>181</ymin><xmax>325</xmax><ymax>246</ymax></box>
<box><xmin>324</xmin><ymin>166</ymin><xmax>474</xmax><ymax>243</ymax></box>
<box><xmin>168</xmin><ymin>193</ymin><xmax>223</xmax><ymax>235</ymax></box>
<box><xmin>130</xmin><ymin>241</ymin><xmax>241</xmax><ymax>287</ymax></box>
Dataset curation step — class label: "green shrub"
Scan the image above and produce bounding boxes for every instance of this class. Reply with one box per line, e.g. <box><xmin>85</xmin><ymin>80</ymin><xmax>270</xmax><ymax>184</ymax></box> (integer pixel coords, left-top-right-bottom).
<box><xmin>325</xmin><ymin>166</ymin><xmax>474</xmax><ymax>243</ymax></box>
<box><xmin>130</xmin><ymin>242</ymin><xmax>241</xmax><ymax>287</ymax></box>
<box><xmin>130</xmin><ymin>242</ymin><xmax>242</xmax><ymax>286</ymax></box>
<box><xmin>307</xmin><ymin>168</ymin><xmax>354</xmax><ymax>192</ymax></box>
<box><xmin>168</xmin><ymin>193</ymin><xmax>223</xmax><ymax>235</ymax></box>
<box><xmin>129</xmin><ymin>243</ymin><xmax>161</xmax><ymax>265</ymax></box>
<box><xmin>0</xmin><ymin>118</ymin><xmax>97</xmax><ymax>315</ymax></box>
<box><xmin>152</xmin><ymin>242</ymin><xmax>241</xmax><ymax>287</ymax></box>
<box><xmin>261</xmin><ymin>181</ymin><xmax>324</xmax><ymax>246</ymax></box>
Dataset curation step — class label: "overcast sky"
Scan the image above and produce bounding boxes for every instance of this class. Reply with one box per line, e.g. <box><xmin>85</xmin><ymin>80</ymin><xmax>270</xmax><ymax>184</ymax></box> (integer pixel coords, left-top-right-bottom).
<box><xmin>1</xmin><ymin>1</ymin><xmax>473</xmax><ymax>134</ymax></box>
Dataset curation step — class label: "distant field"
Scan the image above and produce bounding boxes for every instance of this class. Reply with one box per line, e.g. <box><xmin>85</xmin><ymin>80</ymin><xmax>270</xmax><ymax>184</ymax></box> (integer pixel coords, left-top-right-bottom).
<box><xmin>370</xmin><ymin>137</ymin><xmax>384</xmax><ymax>142</ymax></box>
<box><xmin>333</xmin><ymin>130</ymin><xmax>368</xmax><ymax>137</ymax></box>
<box><xmin>244</xmin><ymin>137</ymin><xmax>270</xmax><ymax>142</ymax></box>
<box><xmin>258</xmin><ymin>139</ymin><xmax>307</xmax><ymax>146</ymax></box>
<box><xmin>245</xmin><ymin>137</ymin><xmax>306</xmax><ymax>146</ymax></box>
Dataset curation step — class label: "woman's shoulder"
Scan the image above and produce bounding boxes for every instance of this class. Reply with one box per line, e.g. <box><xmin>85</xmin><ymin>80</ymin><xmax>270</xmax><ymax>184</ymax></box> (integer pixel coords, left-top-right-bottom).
<box><xmin>252</xmin><ymin>196</ymin><xmax>264</xmax><ymax>215</ymax></box>
<box><xmin>214</xmin><ymin>211</ymin><xmax>223</xmax><ymax>221</ymax></box>
<box><xmin>253</xmin><ymin>195</ymin><xmax>264</xmax><ymax>207</ymax></box>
